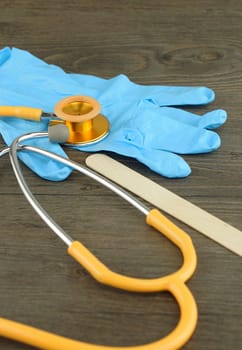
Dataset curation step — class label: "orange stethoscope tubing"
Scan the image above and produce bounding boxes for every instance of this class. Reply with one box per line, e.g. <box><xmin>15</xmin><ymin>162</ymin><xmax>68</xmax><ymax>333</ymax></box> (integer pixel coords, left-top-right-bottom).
<box><xmin>0</xmin><ymin>132</ymin><xmax>198</xmax><ymax>350</ymax></box>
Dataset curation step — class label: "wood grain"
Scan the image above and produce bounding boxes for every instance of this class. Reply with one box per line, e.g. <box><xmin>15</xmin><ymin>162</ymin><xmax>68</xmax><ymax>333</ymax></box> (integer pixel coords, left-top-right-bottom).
<box><xmin>0</xmin><ymin>1</ymin><xmax>241</xmax><ymax>349</ymax></box>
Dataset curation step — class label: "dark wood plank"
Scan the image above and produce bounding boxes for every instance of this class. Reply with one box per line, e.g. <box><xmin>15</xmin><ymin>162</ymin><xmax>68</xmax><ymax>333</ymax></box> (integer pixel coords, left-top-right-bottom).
<box><xmin>0</xmin><ymin>1</ymin><xmax>241</xmax><ymax>349</ymax></box>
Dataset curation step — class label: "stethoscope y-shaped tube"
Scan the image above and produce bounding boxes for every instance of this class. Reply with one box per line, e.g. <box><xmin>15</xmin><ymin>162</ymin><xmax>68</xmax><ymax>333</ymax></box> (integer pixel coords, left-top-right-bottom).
<box><xmin>0</xmin><ymin>132</ymin><xmax>198</xmax><ymax>350</ymax></box>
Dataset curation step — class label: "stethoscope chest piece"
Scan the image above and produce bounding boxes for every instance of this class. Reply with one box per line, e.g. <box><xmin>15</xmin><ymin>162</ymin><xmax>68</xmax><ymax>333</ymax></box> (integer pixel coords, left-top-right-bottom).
<box><xmin>52</xmin><ymin>95</ymin><xmax>109</xmax><ymax>145</ymax></box>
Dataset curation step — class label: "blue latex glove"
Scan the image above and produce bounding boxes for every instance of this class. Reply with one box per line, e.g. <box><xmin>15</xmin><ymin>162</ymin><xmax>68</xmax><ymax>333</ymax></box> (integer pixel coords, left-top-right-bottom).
<box><xmin>0</xmin><ymin>47</ymin><xmax>227</xmax><ymax>179</ymax></box>
<box><xmin>65</xmin><ymin>70</ymin><xmax>226</xmax><ymax>177</ymax></box>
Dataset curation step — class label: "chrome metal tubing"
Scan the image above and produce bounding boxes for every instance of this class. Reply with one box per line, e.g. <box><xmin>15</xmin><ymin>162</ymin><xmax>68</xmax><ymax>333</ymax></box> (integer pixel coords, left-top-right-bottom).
<box><xmin>0</xmin><ymin>146</ymin><xmax>10</xmax><ymax>158</ymax></box>
<box><xmin>8</xmin><ymin>132</ymin><xmax>150</xmax><ymax>246</ymax></box>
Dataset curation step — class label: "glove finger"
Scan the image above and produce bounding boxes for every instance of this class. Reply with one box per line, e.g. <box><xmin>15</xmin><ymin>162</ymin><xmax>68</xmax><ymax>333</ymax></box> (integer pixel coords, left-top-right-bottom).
<box><xmin>146</xmin><ymin>123</ymin><xmax>221</xmax><ymax>154</ymax></box>
<box><xmin>158</xmin><ymin>106</ymin><xmax>227</xmax><ymax>129</ymax></box>
<box><xmin>198</xmin><ymin>110</ymin><xmax>227</xmax><ymax>129</ymax></box>
<box><xmin>0</xmin><ymin>118</ymin><xmax>72</xmax><ymax>181</ymax></box>
<box><xmin>143</xmin><ymin>86</ymin><xmax>215</xmax><ymax>106</ymax></box>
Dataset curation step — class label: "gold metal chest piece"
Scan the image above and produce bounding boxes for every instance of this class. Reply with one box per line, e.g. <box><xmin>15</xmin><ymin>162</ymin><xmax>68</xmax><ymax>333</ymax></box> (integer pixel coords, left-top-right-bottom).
<box><xmin>52</xmin><ymin>95</ymin><xmax>109</xmax><ymax>145</ymax></box>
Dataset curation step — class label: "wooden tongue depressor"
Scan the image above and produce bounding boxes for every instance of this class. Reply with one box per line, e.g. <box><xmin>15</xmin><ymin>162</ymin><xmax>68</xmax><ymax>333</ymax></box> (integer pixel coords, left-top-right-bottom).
<box><xmin>86</xmin><ymin>154</ymin><xmax>242</xmax><ymax>257</ymax></box>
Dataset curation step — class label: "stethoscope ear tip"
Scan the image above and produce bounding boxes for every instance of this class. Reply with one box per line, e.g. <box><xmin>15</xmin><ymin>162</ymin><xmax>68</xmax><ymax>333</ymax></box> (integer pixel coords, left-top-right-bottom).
<box><xmin>48</xmin><ymin>124</ymin><xmax>70</xmax><ymax>143</ymax></box>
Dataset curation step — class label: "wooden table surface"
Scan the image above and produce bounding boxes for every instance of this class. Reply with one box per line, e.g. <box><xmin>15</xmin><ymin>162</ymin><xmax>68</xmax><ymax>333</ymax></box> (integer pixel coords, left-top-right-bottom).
<box><xmin>0</xmin><ymin>1</ymin><xmax>241</xmax><ymax>349</ymax></box>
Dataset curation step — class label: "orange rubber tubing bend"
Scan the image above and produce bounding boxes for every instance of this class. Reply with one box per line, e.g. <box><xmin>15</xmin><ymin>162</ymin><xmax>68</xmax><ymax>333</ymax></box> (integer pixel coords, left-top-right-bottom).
<box><xmin>0</xmin><ymin>208</ymin><xmax>198</xmax><ymax>350</ymax></box>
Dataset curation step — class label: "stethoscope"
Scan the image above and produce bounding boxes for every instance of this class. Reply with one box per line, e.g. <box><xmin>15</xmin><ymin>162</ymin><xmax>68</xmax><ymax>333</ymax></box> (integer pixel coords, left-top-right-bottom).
<box><xmin>0</xmin><ymin>96</ymin><xmax>198</xmax><ymax>350</ymax></box>
<box><xmin>0</xmin><ymin>95</ymin><xmax>110</xmax><ymax>145</ymax></box>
